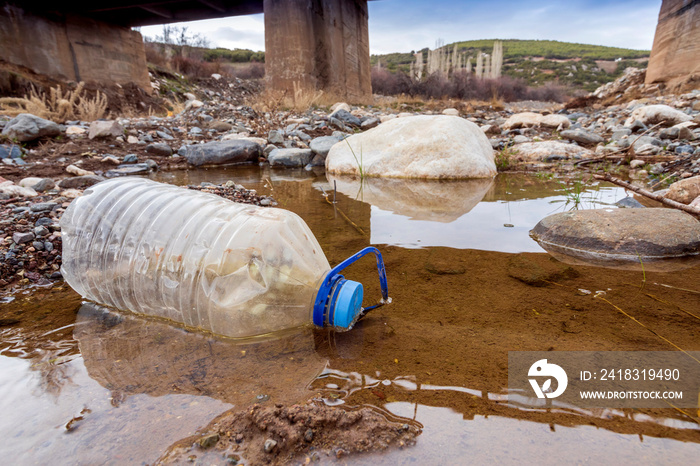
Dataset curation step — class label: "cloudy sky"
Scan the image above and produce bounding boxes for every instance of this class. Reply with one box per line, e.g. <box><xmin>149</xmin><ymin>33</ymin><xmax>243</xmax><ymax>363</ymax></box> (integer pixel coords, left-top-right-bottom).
<box><xmin>140</xmin><ymin>0</ymin><xmax>661</xmax><ymax>54</ymax></box>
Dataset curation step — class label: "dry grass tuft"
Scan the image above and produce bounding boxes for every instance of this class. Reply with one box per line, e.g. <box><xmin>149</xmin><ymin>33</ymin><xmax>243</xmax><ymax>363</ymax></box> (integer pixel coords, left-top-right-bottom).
<box><xmin>0</xmin><ymin>82</ymin><xmax>108</xmax><ymax>122</ymax></box>
<box><xmin>249</xmin><ymin>81</ymin><xmax>330</xmax><ymax>113</ymax></box>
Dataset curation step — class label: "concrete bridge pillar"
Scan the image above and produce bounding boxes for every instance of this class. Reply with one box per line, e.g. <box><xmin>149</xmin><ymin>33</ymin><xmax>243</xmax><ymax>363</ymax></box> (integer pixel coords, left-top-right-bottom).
<box><xmin>646</xmin><ymin>0</ymin><xmax>700</xmax><ymax>87</ymax></box>
<box><xmin>0</xmin><ymin>4</ymin><xmax>151</xmax><ymax>91</ymax></box>
<box><xmin>263</xmin><ymin>0</ymin><xmax>372</xmax><ymax>103</ymax></box>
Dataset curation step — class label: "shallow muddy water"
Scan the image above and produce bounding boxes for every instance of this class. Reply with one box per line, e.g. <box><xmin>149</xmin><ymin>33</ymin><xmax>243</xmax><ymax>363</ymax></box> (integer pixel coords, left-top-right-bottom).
<box><xmin>2</xmin><ymin>167</ymin><xmax>699</xmax><ymax>464</ymax></box>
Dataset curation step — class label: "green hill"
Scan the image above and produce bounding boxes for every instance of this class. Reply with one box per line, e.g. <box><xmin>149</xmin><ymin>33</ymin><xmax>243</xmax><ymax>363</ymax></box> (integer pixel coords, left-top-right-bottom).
<box><xmin>371</xmin><ymin>39</ymin><xmax>650</xmax><ymax>92</ymax></box>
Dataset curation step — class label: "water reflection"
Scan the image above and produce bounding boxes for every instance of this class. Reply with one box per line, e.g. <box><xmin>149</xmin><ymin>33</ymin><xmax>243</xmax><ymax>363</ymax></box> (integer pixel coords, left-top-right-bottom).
<box><xmin>74</xmin><ymin>303</ymin><xmax>328</xmax><ymax>406</ymax></box>
<box><xmin>325</xmin><ymin>174</ymin><xmax>628</xmax><ymax>252</ymax></box>
<box><xmin>326</xmin><ymin>175</ymin><xmax>494</xmax><ymax>222</ymax></box>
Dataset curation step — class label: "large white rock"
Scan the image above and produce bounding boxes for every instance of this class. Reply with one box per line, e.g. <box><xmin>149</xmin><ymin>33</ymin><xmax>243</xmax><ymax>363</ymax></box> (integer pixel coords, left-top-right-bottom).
<box><xmin>513</xmin><ymin>141</ymin><xmax>593</xmax><ymax>162</ymax></box>
<box><xmin>502</xmin><ymin>112</ymin><xmax>543</xmax><ymax>130</ymax></box>
<box><xmin>503</xmin><ymin>112</ymin><xmax>571</xmax><ymax>130</ymax></box>
<box><xmin>325</xmin><ymin>115</ymin><xmax>496</xmax><ymax>179</ymax></box>
<box><xmin>625</xmin><ymin>104</ymin><xmax>692</xmax><ymax>127</ymax></box>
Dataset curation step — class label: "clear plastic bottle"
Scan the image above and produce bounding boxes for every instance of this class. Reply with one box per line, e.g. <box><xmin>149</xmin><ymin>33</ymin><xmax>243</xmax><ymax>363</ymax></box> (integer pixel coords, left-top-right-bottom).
<box><xmin>60</xmin><ymin>177</ymin><xmax>388</xmax><ymax>338</ymax></box>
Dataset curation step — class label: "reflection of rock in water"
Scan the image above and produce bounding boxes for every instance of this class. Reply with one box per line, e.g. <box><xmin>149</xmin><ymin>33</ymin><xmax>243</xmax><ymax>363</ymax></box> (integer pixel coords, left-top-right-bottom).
<box><xmin>74</xmin><ymin>304</ymin><xmax>327</xmax><ymax>406</ymax></box>
<box><xmin>326</xmin><ymin>175</ymin><xmax>493</xmax><ymax>223</ymax></box>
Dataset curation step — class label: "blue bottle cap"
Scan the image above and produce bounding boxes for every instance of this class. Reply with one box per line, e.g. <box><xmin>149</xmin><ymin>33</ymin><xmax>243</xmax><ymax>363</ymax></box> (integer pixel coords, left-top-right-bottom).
<box><xmin>331</xmin><ymin>280</ymin><xmax>363</xmax><ymax>330</ymax></box>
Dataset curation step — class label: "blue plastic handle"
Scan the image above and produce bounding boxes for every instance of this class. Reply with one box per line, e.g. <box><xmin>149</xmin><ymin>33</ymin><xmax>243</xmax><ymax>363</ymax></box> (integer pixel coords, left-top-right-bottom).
<box><xmin>313</xmin><ymin>247</ymin><xmax>389</xmax><ymax>327</ymax></box>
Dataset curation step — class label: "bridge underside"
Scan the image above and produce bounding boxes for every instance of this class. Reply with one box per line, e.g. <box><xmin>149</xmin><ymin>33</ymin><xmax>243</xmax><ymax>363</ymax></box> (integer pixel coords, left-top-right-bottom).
<box><xmin>0</xmin><ymin>1</ymin><xmax>371</xmax><ymax>102</ymax></box>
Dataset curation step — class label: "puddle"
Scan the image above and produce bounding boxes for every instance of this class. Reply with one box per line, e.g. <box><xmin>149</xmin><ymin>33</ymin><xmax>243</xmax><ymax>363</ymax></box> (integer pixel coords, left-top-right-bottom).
<box><xmin>1</xmin><ymin>167</ymin><xmax>699</xmax><ymax>463</ymax></box>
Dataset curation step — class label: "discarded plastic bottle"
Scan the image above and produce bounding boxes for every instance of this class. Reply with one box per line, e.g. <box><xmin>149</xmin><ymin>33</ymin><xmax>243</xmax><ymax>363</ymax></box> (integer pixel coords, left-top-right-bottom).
<box><xmin>60</xmin><ymin>178</ymin><xmax>388</xmax><ymax>338</ymax></box>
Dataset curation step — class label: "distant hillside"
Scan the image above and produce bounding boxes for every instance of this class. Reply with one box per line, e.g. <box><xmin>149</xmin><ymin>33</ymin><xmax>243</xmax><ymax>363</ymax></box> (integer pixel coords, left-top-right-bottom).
<box><xmin>371</xmin><ymin>39</ymin><xmax>650</xmax><ymax>92</ymax></box>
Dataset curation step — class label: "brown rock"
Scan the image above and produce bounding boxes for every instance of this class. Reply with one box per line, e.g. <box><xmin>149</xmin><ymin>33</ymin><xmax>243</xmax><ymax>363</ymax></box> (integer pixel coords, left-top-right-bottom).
<box><xmin>666</xmin><ymin>176</ymin><xmax>700</xmax><ymax>204</ymax></box>
<box><xmin>530</xmin><ymin>208</ymin><xmax>700</xmax><ymax>271</ymax></box>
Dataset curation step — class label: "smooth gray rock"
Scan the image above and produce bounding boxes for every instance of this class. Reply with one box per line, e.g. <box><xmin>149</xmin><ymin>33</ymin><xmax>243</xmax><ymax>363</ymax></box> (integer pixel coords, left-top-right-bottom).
<box><xmin>615</xmin><ymin>196</ymin><xmax>645</xmax><ymax>208</ymax></box>
<box><xmin>611</xmin><ymin>129</ymin><xmax>632</xmax><ymax>141</ymax></box>
<box><xmin>30</xmin><ymin>202</ymin><xmax>57</xmax><ymax>213</ymax></box>
<box><xmin>58</xmin><ymin>175</ymin><xmax>106</xmax><ymax>189</ymax></box>
<box><xmin>184</xmin><ymin>140</ymin><xmax>261</xmax><ymax>166</ymax></box>
<box><xmin>268</xmin><ymin>129</ymin><xmax>284</xmax><ymax>144</ymax></box>
<box><xmin>145</xmin><ymin>143</ymin><xmax>173</xmax><ymax>157</ymax></box>
<box><xmin>123</xmin><ymin>153</ymin><xmax>138</xmax><ymax>163</ymax></box>
<box><xmin>106</xmin><ymin>163</ymin><xmax>152</xmax><ymax>177</ymax></box>
<box><xmin>530</xmin><ymin>209</ymin><xmax>700</xmax><ymax>271</ymax></box>
<box><xmin>268</xmin><ymin>148</ymin><xmax>313</xmax><ymax>167</ymax></box>
<box><xmin>88</xmin><ymin>120</ymin><xmax>124</xmax><ymax>139</ymax></box>
<box><xmin>560</xmin><ymin>129</ymin><xmax>604</xmax><ymax>145</ymax></box>
<box><xmin>309</xmin><ymin>135</ymin><xmax>343</xmax><ymax>159</ymax></box>
<box><xmin>1</xmin><ymin>114</ymin><xmax>60</xmax><ymax>142</ymax></box>
<box><xmin>0</xmin><ymin>144</ymin><xmax>22</xmax><ymax>158</ymax></box>
<box><xmin>12</xmin><ymin>231</ymin><xmax>35</xmax><ymax>245</ymax></box>
<box><xmin>361</xmin><ymin>117</ymin><xmax>380</xmax><ymax>130</ymax></box>
<box><xmin>31</xmin><ymin>178</ymin><xmax>55</xmax><ymax>192</ymax></box>
<box><xmin>330</xmin><ymin>109</ymin><xmax>361</xmax><ymax>127</ymax></box>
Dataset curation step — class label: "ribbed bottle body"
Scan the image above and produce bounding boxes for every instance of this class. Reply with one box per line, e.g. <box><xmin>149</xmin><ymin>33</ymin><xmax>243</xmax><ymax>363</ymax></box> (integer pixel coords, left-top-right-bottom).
<box><xmin>60</xmin><ymin>178</ymin><xmax>331</xmax><ymax>338</ymax></box>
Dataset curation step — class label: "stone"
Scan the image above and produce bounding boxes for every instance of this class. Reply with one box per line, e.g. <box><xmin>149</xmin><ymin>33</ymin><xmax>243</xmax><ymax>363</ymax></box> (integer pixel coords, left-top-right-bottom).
<box><xmin>123</xmin><ymin>154</ymin><xmax>138</xmax><ymax>163</ymax></box>
<box><xmin>615</xmin><ymin>196</ymin><xmax>645</xmax><ymax>208</ymax></box>
<box><xmin>512</xmin><ymin>135</ymin><xmax>530</xmax><ymax>144</ymax></box>
<box><xmin>19</xmin><ymin>177</ymin><xmax>43</xmax><ymax>188</ymax></box>
<box><xmin>58</xmin><ymin>175</ymin><xmax>106</xmax><ymax>189</ymax></box>
<box><xmin>629</xmin><ymin>159</ymin><xmax>646</xmax><ymax>169</ymax></box>
<box><xmin>675</xmin><ymin>144</ymin><xmax>695</xmax><ymax>155</ymax></box>
<box><xmin>502</xmin><ymin>112</ymin><xmax>543</xmax><ymax>130</ymax></box>
<box><xmin>263</xmin><ymin>439</ymin><xmax>277</xmax><ymax>453</ymax></box>
<box><xmin>88</xmin><ymin>120</ymin><xmax>124</xmax><ymax>139</ymax></box>
<box><xmin>32</xmin><ymin>178</ymin><xmax>55</xmax><ymax>192</ymax></box>
<box><xmin>326</xmin><ymin>115</ymin><xmax>496</xmax><ymax>179</ymax></box>
<box><xmin>513</xmin><ymin>141</ymin><xmax>592</xmax><ymax>162</ymax></box>
<box><xmin>530</xmin><ymin>208</ymin><xmax>700</xmax><ymax>271</ymax></box>
<box><xmin>361</xmin><ymin>117</ymin><xmax>380</xmax><ymax>130</ymax></box>
<box><xmin>184</xmin><ymin>140</ymin><xmax>261</xmax><ymax>167</ymax></box>
<box><xmin>208</xmin><ymin>121</ymin><xmax>233</xmax><ymax>132</ymax></box>
<box><xmin>184</xmin><ymin>92</ymin><xmax>197</xmax><ymax>101</ymax></box>
<box><xmin>12</xmin><ymin>231</ymin><xmax>34</xmax><ymax>244</ymax></box>
<box><xmin>101</xmin><ymin>155</ymin><xmax>121</xmax><ymax>165</ymax></box>
<box><xmin>66</xmin><ymin>164</ymin><xmax>94</xmax><ymax>176</ymax></box>
<box><xmin>145</xmin><ymin>143</ymin><xmax>173</xmax><ymax>157</ymax></box>
<box><xmin>127</xmin><ymin>135</ymin><xmax>139</xmax><ymax>144</ymax></box>
<box><xmin>0</xmin><ymin>144</ymin><xmax>22</xmax><ymax>159</ymax></box>
<box><xmin>625</xmin><ymin>105</ymin><xmax>692</xmax><ymax>127</ymax></box>
<box><xmin>380</xmin><ymin>114</ymin><xmax>397</xmax><ymax>123</ymax></box>
<box><xmin>268</xmin><ymin>130</ymin><xmax>284</xmax><ymax>144</ymax></box>
<box><xmin>185</xmin><ymin>100</ymin><xmax>204</xmax><ymax>110</ymax></box>
<box><xmin>612</xmin><ymin>129</ymin><xmax>632</xmax><ymax>141</ymax></box>
<box><xmin>330</xmin><ymin>109</ymin><xmax>361</xmax><ymax>127</ymax></box>
<box><xmin>330</xmin><ymin>102</ymin><xmax>351</xmax><ymax>113</ymax></box>
<box><xmin>33</xmin><ymin>226</ymin><xmax>49</xmax><ymax>237</ymax></box>
<box><xmin>665</xmin><ymin>176</ymin><xmax>700</xmax><ymax>204</ymax></box>
<box><xmin>268</xmin><ymin>148</ymin><xmax>313</xmax><ymax>167</ymax></box>
<box><xmin>442</xmin><ymin>108</ymin><xmax>459</xmax><ymax>116</ymax></box>
<box><xmin>106</xmin><ymin>163</ymin><xmax>153</xmax><ymax>177</ymax></box>
<box><xmin>559</xmin><ymin>129</ymin><xmax>604</xmax><ymax>145</ymax></box>
<box><xmin>198</xmin><ymin>433</ymin><xmax>219</xmax><ymax>449</ymax></box>
<box><xmin>540</xmin><ymin>114</ymin><xmax>571</xmax><ymax>129</ymax></box>
<box><xmin>30</xmin><ymin>202</ymin><xmax>57</xmax><ymax>212</ymax></box>
<box><xmin>0</xmin><ymin>181</ymin><xmax>37</xmax><ymax>197</ymax></box>
<box><xmin>1</xmin><ymin>114</ymin><xmax>60</xmax><ymax>142</ymax></box>
<box><xmin>309</xmin><ymin>135</ymin><xmax>343</xmax><ymax>159</ymax></box>
<box><xmin>65</xmin><ymin>125</ymin><xmax>87</xmax><ymax>136</ymax></box>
